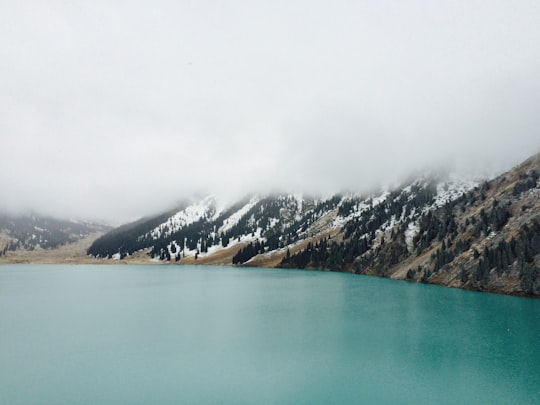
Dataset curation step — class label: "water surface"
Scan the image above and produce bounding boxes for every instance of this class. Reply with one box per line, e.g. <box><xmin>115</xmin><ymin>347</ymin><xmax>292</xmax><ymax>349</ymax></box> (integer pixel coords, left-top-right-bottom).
<box><xmin>1</xmin><ymin>265</ymin><xmax>539</xmax><ymax>404</ymax></box>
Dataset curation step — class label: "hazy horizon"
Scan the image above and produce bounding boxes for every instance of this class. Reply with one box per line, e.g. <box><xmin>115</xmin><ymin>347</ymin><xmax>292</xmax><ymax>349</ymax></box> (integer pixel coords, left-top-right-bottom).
<box><xmin>2</xmin><ymin>1</ymin><xmax>540</xmax><ymax>224</ymax></box>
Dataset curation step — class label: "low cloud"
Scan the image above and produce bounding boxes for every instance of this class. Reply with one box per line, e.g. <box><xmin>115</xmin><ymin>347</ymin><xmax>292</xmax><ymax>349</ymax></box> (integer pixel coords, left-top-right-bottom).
<box><xmin>1</xmin><ymin>1</ymin><xmax>539</xmax><ymax>224</ymax></box>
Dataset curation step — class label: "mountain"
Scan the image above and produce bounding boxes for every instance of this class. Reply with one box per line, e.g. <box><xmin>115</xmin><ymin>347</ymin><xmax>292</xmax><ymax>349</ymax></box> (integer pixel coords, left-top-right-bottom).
<box><xmin>0</xmin><ymin>214</ymin><xmax>110</xmax><ymax>263</ymax></box>
<box><xmin>88</xmin><ymin>153</ymin><xmax>540</xmax><ymax>296</ymax></box>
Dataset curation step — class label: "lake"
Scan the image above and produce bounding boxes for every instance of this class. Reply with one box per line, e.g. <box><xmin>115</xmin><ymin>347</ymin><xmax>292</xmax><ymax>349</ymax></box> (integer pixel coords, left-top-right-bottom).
<box><xmin>0</xmin><ymin>265</ymin><xmax>539</xmax><ymax>404</ymax></box>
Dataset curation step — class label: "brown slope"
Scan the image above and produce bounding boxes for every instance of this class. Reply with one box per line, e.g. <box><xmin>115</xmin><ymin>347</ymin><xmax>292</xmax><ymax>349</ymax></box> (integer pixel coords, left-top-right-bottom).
<box><xmin>362</xmin><ymin>152</ymin><xmax>540</xmax><ymax>296</ymax></box>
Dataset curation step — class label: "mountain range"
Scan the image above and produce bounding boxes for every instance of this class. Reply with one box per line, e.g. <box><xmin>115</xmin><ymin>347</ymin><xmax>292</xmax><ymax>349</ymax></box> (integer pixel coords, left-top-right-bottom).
<box><xmin>0</xmin><ymin>215</ymin><xmax>109</xmax><ymax>264</ymax></box>
<box><xmin>2</xmin><ymin>153</ymin><xmax>539</xmax><ymax>296</ymax></box>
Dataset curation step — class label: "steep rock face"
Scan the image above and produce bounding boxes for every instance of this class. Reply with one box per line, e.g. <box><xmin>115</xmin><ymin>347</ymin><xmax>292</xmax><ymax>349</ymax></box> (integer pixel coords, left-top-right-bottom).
<box><xmin>88</xmin><ymin>153</ymin><xmax>540</xmax><ymax>297</ymax></box>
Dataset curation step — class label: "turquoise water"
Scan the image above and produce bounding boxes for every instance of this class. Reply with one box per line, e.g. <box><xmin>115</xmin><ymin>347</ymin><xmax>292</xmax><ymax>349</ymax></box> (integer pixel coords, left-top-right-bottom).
<box><xmin>0</xmin><ymin>265</ymin><xmax>539</xmax><ymax>404</ymax></box>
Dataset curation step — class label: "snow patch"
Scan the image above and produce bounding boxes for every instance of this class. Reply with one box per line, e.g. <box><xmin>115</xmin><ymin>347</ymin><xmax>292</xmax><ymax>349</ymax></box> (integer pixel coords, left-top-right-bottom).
<box><xmin>182</xmin><ymin>227</ymin><xmax>265</xmax><ymax>259</ymax></box>
<box><xmin>294</xmin><ymin>193</ymin><xmax>303</xmax><ymax>213</ymax></box>
<box><xmin>150</xmin><ymin>195</ymin><xmax>225</xmax><ymax>239</ymax></box>
<box><xmin>405</xmin><ymin>221</ymin><xmax>419</xmax><ymax>253</ymax></box>
<box><xmin>372</xmin><ymin>191</ymin><xmax>389</xmax><ymax>207</ymax></box>
<box><xmin>218</xmin><ymin>196</ymin><xmax>261</xmax><ymax>233</ymax></box>
<box><xmin>434</xmin><ymin>178</ymin><xmax>478</xmax><ymax>208</ymax></box>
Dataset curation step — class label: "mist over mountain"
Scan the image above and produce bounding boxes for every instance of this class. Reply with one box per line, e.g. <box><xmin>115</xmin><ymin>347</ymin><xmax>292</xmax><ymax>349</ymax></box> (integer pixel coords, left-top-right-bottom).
<box><xmin>0</xmin><ymin>213</ymin><xmax>109</xmax><ymax>262</ymax></box>
<box><xmin>83</xmin><ymin>152</ymin><xmax>540</xmax><ymax>296</ymax></box>
<box><xmin>2</xmin><ymin>151</ymin><xmax>539</xmax><ymax>296</ymax></box>
<box><xmin>1</xmin><ymin>1</ymin><xmax>540</xmax><ymax>223</ymax></box>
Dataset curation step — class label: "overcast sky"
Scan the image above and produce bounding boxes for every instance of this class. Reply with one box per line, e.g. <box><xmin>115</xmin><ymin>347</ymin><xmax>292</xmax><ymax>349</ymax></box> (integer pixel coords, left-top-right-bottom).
<box><xmin>1</xmin><ymin>1</ymin><xmax>539</xmax><ymax>224</ymax></box>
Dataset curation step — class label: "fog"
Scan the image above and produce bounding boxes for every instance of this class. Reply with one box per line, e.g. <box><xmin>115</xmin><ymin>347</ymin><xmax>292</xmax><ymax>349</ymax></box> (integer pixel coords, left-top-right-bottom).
<box><xmin>1</xmin><ymin>1</ymin><xmax>539</xmax><ymax>224</ymax></box>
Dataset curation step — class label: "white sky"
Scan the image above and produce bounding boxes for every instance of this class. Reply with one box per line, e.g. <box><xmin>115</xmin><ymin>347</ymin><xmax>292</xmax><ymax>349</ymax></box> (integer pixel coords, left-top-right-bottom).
<box><xmin>1</xmin><ymin>0</ymin><xmax>540</xmax><ymax>224</ymax></box>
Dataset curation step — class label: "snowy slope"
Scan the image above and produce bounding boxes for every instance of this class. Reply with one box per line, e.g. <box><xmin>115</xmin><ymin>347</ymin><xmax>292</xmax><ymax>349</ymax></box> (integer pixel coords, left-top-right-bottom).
<box><xmin>89</xmin><ymin>174</ymin><xmax>478</xmax><ymax>262</ymax></box>
<box><xmin>148</xmin><ymin>196</ymin><xmax>224</xmax><ymax>239</ymax></box>
<box><xmin>434</xmin><ymin>177</ymin><xmax>479</xmax><ymax>207</ymax></box>
<box><xmin>218</xmin><ymin>196</ymin><xmax>261</xmax><ymax>233</ymax></box>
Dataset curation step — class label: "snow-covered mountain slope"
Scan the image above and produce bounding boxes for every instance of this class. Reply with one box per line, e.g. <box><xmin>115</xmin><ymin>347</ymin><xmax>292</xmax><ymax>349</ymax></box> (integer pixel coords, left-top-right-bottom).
<box><xmin>88</xmin><ymin>174</ymin><xmax>478</xmax><ymax>262</ymax></box>
<box><xmin>87</xmin><ymin>152</ymin><xmax>540</xmax><ymax>296</ymax></box>
<box><xmin>218</xmin><ymin>196</ymin><xmax>261</xmax><ymax>233</ymax></box>
<box><xmin>147</xmin><ymin>196</ymin><xmax>225</xmax><ymax>239</ymax></box>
